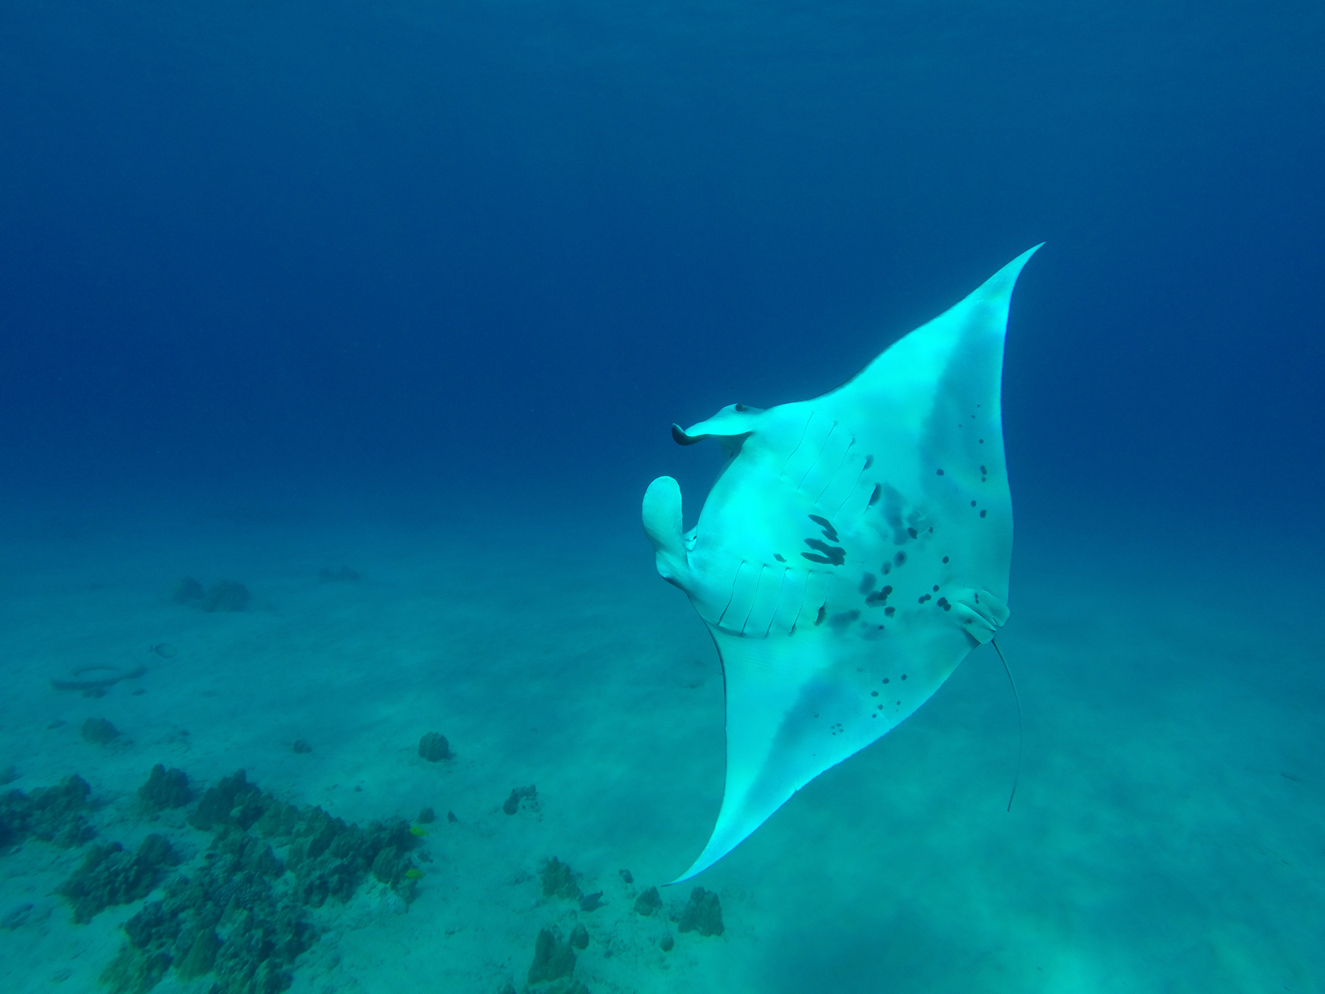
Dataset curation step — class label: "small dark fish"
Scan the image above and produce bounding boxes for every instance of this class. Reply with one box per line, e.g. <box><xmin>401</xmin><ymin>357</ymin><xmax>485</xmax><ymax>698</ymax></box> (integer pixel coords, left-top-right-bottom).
<box><xmin>579</xmin><ymin>891</ymin><xmax>604</xmax><ymax>912</ymax></box>
<box><xmin>150</xmin><ymin>643</ymin><xmax>177</xmax><ymax>658</ymax></box>
<box><xmin>52</xmin><ymin>665</ymin><xmax>146</xmax><ymax>692</ymax></box>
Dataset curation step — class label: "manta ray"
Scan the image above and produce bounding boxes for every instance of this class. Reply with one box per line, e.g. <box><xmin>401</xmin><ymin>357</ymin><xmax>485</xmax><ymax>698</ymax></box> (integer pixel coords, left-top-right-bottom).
<box><xmin>643</xmin><ymin>246</ymin><xmax>1040</xmax><ymax>882</ymax></box>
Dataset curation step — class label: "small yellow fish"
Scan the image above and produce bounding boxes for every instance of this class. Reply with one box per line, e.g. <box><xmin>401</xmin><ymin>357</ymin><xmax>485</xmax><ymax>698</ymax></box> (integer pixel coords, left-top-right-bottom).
<box><xmin>409</xmin><ymin>825</ymin><xmax>428</xmax><ymax>837</ymax></box>
<box><xmin>404</xmin><ymin>868</ymin><xmax>424</xmax><ymax>881</ymax></box>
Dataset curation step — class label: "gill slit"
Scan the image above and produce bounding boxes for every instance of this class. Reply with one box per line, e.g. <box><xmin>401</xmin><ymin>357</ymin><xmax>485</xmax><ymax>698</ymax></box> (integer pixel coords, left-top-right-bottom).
<box><xmin>762</xmin><ymin>568</ymin><xmax>790</xmax><ymax>637</ymax></box>
<box><xmin>833</xmin><ymin>453</ymin><xmax>872</xmax><ymax>517</ymax></box>
<box><xmin>716</xmin><ymin>561</ymin><xmax>745</xmax><ymax>628</ymax></box>
<box><xmin>815</xmin><ymin>437</ymin><xmax>855</xmax><ymax>505</ymax></box>
<box><xmin>738</xmin><ymin>564</ymin><xmax>768</xmax><ymax>635</ymax></box>
<box><xmin>779</xmin><ymin>414</ymin><xmax>815</xmax><ymax>479</ymax></box>
<box><xmin>797</xmin><ymin>421</ymin><xmax>838</xmax><ymax>490</ymax></box>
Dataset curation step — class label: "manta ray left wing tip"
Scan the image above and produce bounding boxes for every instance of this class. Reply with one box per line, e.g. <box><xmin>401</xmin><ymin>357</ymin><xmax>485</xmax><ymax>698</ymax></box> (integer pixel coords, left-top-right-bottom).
<box><xmin>667</xmin><ymin>845</ymin><xmax>727</xmax><ymax>886</ymax></box>
<box><xmin>999</xmin><ymin>242</ymin><xmax>1044</xmax><ymax>284</ymax></box>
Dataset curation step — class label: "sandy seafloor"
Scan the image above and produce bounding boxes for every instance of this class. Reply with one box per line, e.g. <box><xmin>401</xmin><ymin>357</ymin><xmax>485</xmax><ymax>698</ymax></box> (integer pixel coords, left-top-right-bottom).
<box><xmin>1</xmin><ymin>491</ymin><xmax>1322</xmax><ymax>994</ymax></box>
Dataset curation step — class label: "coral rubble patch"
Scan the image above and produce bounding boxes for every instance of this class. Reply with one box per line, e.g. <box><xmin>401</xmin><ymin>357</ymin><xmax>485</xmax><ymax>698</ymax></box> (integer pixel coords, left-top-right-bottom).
<box><xmin>10</xmin><ymin>767</ymin><xmax>426</xmax><ymax>994</ymax></box>
<box><xmin>59</xmin><ymin>834</ymin><xmax>177</xmax><ymax>923</ymax></box>
<box><xmin>0</xmin><ymin>774</ymin><xmax>96</xmax><ymax>848</ymax></box>
<box><xmin>138</xmin><ymin>765</ymin><xmax>192</xmax><ymax>813</ymax></box>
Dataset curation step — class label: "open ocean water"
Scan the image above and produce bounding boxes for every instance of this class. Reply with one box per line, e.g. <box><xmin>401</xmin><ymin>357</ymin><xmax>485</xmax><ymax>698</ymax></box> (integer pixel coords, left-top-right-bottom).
<box><xmin>1</xmin><ymin>2</ymin><xmax>1322</xmax><ymax>992</ymax></box>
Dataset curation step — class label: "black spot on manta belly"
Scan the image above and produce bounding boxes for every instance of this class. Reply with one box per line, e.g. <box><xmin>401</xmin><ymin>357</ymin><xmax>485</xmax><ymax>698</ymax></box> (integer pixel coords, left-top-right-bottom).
<box><xmin>980</xmin><ymin>510</ymin><xmax>987</xmax><ymax>518</ymax></box>
<box><xmin>895</xmin><ymin>552</ymin><xmax>907</xmax><ymax>566</ymax></box>
<box><xmin>774</xmin><ymin>553</ymin><xmax>786</xmax><ymax>563</ymax></box>
<box><xmin>828</xmin><ymin>610</ymin><xmax>860</xmax><ymax>632</ymax></box>
<box><xmin>803</xmin><ymin>538</ymin><xmax>846</xmax><ymax>565</ymax></box>
<box><xmin>884</xmin><ymin>606</ymin><xmax>895</xmax><ymax>616</ymax></box>
<box><xmin>864</xmin><ymin>583</ymin><xmax>893</xmax><ymax>606</ymax></box>
<box><xmin>859</xmin><ymin>572</ymin><xmax>876</xmax><ymax>594</ymax></box>
<box><xmin>808</xmin><ymin>514</ymin><xmax>839</xmax><ymax>541</ymax></box>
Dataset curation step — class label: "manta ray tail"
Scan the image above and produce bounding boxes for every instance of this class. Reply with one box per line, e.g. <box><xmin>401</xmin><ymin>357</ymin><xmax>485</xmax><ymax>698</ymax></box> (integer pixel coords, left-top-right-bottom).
<box><xmin>991</xmin><ymin>637</ymin><xmax>1023</xmax><ymax>813</ymax></box>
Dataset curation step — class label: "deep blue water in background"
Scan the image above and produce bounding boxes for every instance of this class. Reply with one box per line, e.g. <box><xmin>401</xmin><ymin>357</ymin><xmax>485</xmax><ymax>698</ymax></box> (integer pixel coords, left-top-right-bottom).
<box><xmin>1</xmin><ymin>0</ymin><xmax>1322</xmax><ymax>535</ymax></box>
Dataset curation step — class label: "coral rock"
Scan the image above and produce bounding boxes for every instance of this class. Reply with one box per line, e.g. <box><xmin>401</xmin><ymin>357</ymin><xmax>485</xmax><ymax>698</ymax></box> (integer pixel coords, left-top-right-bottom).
<box><xmin>633</xmin><ymin>886</ymin><xmax>662</xmax><ymax>917</ymax></box>
<box><xmin>527</xmin><ymin>928</ymin><xmax>576</xmax><ymax>985</ymax></box>
<box><xmin>541</xmin><ymin>857</ymin><xmax>580</xmax><ymax>900</ymax></box>
<box><xmin>59</xmin><ymin>834</ymin><xmax>177</xmax><ymax>924</ymax></box>
<box><xmin>502</xmin><ymin>785</ymin><xmax>536</xmax><ymax>815</ymax></box>
<box><xmin>1</xmin><ymin>774</ymin><xmax>96</xmax><ymax>848</ymax></box>
<box><xmin>189</xmin><ymin>770</ymin><xmax>269</xmax><ymax>832</ymax></box>
<box><xmin>81</xmin><ymin>718</ymin><xmax>120</xmax><ymax>745</ymax></box>
<box><xmin>678</xmin><ymin>887</ymin><xmax>724</xmax><ymax>936</ymax></box>
<box><xmin>175</xmin><ymin>928</ymin><xmax>219</xmax><ymax>980</ymax></box>
<box><xmin>418</xmin><ymin>732</ymin><xmax>451</xmax><ymax>762</ymax></box>
<box><xmin>138</xmin><ymin>765</ymin><xmax>192</xmax><ymax>812</ymax></box>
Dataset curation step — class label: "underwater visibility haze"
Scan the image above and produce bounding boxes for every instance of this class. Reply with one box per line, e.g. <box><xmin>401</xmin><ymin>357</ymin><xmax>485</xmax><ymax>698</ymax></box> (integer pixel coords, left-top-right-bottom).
<box><xmin>1</xmin><ymin>1</ymin><xmax>1323</xmax><ymax>992</ymax></box>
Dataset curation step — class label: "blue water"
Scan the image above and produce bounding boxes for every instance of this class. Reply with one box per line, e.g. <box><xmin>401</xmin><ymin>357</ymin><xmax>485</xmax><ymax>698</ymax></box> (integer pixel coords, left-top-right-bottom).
<box><xmin>1</xmin><ymin>2</ymin><xmax>1322</xmax><ymax>992</ymax></box>
<box><xmin>4</xmin><ymin>0</ymin><xmax>1321</xmax><ymax>518</ymax></box>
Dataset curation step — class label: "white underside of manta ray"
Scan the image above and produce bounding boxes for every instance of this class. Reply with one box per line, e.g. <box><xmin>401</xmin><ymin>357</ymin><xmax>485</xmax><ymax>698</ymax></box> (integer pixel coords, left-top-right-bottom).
<box><xmin>642</xmin><ymin>246</ymin><xmax>1041</xmax><ymax>882</ymax></box>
